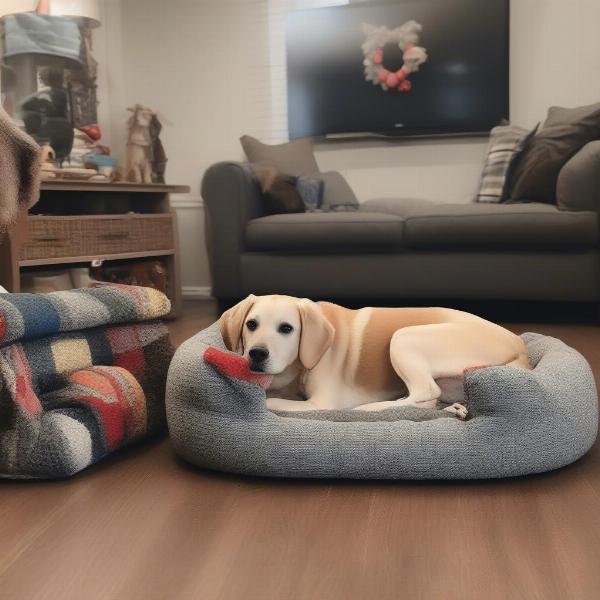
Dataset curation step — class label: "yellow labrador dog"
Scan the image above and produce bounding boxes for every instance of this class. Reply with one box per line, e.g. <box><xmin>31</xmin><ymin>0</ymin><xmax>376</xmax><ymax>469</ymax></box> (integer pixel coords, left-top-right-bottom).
<box><xmin>220</xmin><ymin>294</ymin><xmax>530</xmax><ymax>418</ymax></box>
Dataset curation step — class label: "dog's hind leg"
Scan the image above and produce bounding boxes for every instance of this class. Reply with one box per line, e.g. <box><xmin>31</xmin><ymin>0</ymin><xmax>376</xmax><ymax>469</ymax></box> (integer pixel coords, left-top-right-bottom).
<box><xmin>356</xmin><ymin>325</ymin><xmax>473</xmax><ymax>418</ymax></box>
<box><xmin>389</xmin><ymin>326</ymin><xmax>443</xmax><ymax>407</ymax></box>
<box><xmin>354</xmin><ymin>328</ymin><xmax>444</xmax><ymax>412</ymax></box>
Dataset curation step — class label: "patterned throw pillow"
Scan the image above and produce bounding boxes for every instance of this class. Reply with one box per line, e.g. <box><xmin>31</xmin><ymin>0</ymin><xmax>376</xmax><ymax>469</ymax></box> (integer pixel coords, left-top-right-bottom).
<box><xmin>476</xmin><ymin>124</ymin><xmax>538</xmax><ymax>203</ymax></box>
<box><xmin>296</xmin><ymin>176</ymin><xmax>324</xmax><ymax>211</ymax></box>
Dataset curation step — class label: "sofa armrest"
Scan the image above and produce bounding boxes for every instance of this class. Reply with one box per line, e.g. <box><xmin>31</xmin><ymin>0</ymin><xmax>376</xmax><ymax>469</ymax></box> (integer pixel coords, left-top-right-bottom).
<box><xmin>201</xmin><ymin>162</ymin><xmax>264</xmax><ymax>299</ymax></box>
<box><xmin>557</xmin><ymin>141</ymin><xmax>600</xmax><ymax>212</ymax></box>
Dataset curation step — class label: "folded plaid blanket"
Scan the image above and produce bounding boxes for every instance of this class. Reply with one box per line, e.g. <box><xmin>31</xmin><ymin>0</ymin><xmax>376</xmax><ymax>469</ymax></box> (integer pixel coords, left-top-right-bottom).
<box><xmin>0</xmin><ymin>285</ymin><xmax>174</xmax><ymax>478</ymax></box>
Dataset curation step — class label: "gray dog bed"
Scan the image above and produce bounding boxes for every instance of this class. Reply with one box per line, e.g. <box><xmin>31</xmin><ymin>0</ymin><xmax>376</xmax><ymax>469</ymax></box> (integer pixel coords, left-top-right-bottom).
<box><xmin>166</xmin><ymin>323</ymin><xmax>598</xmax><ymax>479</ymax></box>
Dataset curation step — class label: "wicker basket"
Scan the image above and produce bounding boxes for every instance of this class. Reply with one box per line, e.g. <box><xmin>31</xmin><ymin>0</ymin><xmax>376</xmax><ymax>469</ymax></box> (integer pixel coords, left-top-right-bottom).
<box><xmin>23</xmin><ymin>217</ymin><xmax>84</xmax><ymax>260</ymax></box>
<box><xmin>22</xmin><ymin>214</ymin><xmax>175</xmax><ymax>261</ymax></box>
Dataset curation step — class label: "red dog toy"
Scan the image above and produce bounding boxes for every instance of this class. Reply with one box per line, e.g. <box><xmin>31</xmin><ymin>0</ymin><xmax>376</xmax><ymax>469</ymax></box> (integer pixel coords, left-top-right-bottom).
<box><xmin>203</xmin><ymin>347</ymin><xmax>273</xmax><ymax>390</ymax></box>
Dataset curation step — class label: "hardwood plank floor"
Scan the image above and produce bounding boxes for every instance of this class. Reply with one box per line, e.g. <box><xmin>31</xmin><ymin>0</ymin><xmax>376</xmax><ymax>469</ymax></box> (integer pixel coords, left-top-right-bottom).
<box><xmin>1</xmin><ymin>300</ymin><xmax>599</xmax><ymax>600</ymax></box>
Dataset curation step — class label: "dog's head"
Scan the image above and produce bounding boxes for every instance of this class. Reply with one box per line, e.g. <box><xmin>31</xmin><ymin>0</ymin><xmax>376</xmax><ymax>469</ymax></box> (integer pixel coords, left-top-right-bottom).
<box><xmin>219</xmin><ymin>294</ymin><xmax>334</xmax><ymax>374</ymax></box>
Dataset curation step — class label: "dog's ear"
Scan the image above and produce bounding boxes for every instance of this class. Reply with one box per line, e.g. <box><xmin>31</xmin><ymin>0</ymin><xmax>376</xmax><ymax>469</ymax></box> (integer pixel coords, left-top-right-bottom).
<box><xmin>298</xmin><ymin>299</ymin><xmax>334</xmax><ymax>370</ymax></box>
<box><xmin>219</xmin><ymin>294</ymin><xmax>256</xmax><ymax>353</ymax></box>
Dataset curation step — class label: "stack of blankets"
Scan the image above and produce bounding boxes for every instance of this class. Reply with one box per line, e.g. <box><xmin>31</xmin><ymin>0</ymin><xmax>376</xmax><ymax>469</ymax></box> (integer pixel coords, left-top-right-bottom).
<box><xmin>0</xmin><ymin>285</ymin><xmax>174</xmax><ymax>478</ymax></box>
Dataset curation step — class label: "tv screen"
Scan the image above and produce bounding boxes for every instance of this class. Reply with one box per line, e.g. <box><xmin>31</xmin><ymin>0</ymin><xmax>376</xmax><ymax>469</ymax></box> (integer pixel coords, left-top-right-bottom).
<box><xmin>286</xmin><ymin>0</ymin><xmax>509</xmax><ymax>139</ymax></box>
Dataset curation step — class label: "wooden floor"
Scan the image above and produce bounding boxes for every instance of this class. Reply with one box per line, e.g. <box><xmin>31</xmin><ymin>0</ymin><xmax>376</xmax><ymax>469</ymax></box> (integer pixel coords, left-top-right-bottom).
<box><xmin>1</xmin><ymin>300</ymin><xmax>600</xmax><ymax>600</ymax></box>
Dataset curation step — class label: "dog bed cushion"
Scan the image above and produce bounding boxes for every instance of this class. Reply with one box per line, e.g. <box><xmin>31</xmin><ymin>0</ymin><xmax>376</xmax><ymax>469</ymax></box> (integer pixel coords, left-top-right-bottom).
<box><xmin>166</xmin><ymin>323</ymin><xmax>598</xmax><ymax>479</ymax></box>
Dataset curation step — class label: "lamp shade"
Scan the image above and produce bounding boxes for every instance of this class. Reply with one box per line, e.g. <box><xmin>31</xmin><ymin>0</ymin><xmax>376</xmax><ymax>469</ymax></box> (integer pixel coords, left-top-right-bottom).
<box><xmin>0</xmin><ymin>0</ymin><xmax>100</xmax><ymax>27</ymax></box>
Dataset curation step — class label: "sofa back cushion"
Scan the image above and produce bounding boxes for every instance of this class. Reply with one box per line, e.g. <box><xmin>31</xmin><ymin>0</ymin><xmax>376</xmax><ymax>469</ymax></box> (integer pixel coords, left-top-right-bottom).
<box><xmin>319</xmin><ymin>171</ymin><xmax>359</xmax><ymax>211</ymax></box>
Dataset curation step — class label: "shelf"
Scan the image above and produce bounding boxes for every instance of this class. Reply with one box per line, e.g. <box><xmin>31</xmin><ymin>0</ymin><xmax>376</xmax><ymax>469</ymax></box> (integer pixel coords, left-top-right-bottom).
<box><xmin>41</xmin><ymin>181</ymin><xmax>191</xmax><ymax>194</ymax></box>
<box><xmin>1</xmin><ymin>181</ymin><xmax>184</xmax><ymax>318</ymax></box>
<box><xmin>27</xmin><ymin>213</ymin><xmax>173</xmax><ymax>221</ymax></box>
<box><xmin>20</xmin><ymin>249</ymin><xmax>175</xmax><ymax>267</ymax></box>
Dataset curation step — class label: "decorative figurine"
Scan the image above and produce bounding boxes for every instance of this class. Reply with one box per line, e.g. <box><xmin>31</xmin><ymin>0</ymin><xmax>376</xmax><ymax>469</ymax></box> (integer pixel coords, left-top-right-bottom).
<box><xmin>126</xmin><ymin>104</ymin><xmax>167</xmax><ymax>184</ymax></box>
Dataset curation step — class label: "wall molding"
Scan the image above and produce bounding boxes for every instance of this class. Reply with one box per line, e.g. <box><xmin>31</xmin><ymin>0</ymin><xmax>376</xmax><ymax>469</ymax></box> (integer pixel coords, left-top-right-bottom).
<box><xmin>172</xmin><ymin>195</ymin><xmax>204</xmax><ymax>209</ymax></box>
<box><xmin>182</xmin><ymin>285</ymin><xmax>212</xmax><ymax>299</ymax></box>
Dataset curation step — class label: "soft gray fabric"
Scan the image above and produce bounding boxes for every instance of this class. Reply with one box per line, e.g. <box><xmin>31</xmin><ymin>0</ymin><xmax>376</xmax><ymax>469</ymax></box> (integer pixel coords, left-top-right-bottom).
<box><xmin>557</xmin><ymin>141</ymin><xmax>600</xmax><ymax>212</ymax></box>
<box><xmin>319</xmin><ymin>171</ymin><xmax>360</xmax><ymax>211</ymax></box>
<box><xmin>361</xmin><ymin>197</ymin><xmax>432</xmax><ymax>215</ymax></box>
<box><xmin>166</xmin><ymin>324</ymin><xmax>598</xmax><ymax>479</ymax></box>
<box><xmin>508</xmin><ymin>104</ymin><xmax>600</xmax><ymax>204</ymax></box>
<box><xmin>543</xmin><ymin>103</ymin><xmax>600</xmax><ymax>128</ymax></box>
<box><xmin>245</xmin><ymin>199</ymin><xmax>598</xmax><ymax>253</ymax></box>
<box><xmin>360</xmin><ymin>199</ymin><xmax>598</xmax><ymax>250</ymax></box>
<box><xmin>201</xmin><ymin>162</ymin><xmax>265</xmax><ymax>299</ymax></box>
<box><xmin>201</xmin><ymin>162</ymin><xmax>600</xmax><ymax>303</ymax></box>
<box><xmin>240</xmin><ymin>251</ymin><xmax>600</xmax><ymax>302</ymax></box>
<box><xmin>245</xmin><ymin>211</ymin><xmax>404</xmax><ymax>251</ymax></box>
<box><xmin>240</xmin><ymin>135</ymin><xmax>319</xmax><ymax>176</ymax></box>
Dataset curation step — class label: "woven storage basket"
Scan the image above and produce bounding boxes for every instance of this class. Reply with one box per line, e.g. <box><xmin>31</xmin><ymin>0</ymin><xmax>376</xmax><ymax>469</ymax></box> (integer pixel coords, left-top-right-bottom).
<box><xmin>22</xmin><ymin>215</ymin><xmax>174</xmax><ymax>260</ymax></box>
<box><xmin>23</xmin><ymin>217</ymin><xmax>83</xmax><ymax>260</ymax></box>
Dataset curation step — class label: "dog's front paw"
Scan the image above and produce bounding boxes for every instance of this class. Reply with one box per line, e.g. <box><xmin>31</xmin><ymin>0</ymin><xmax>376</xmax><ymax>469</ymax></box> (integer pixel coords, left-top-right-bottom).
<box><xmin>266</xmin><ymin>397</ymin><xmax>284</xmax><ymax>411</ymax></box>
<box><xmin>443</xmin><ymin>403</ymin><xmax>468</xmax><ymax>420</ymax></box>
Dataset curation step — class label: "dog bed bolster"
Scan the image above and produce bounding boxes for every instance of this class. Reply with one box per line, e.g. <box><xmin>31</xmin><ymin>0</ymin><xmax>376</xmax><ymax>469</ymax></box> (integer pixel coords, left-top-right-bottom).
<box><xmin>166</xmin><ymin>323</ymin><xmax>598</xmax><ymax>479</ymax></box>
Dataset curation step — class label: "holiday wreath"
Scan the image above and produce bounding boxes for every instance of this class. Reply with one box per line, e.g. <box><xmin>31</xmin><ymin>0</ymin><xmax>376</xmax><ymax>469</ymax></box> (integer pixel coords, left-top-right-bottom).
<box><xmin>362</xmin><ymin>21</ymin><xmax>428</xmax><ymax>92</ymax></box>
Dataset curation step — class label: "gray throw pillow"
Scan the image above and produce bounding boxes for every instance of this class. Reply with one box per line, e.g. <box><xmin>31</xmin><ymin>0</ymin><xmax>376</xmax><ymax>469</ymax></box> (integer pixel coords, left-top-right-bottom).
<box><xmin>319</xmin><ymin>171</ymin><xmax>359</xmax><ymax>211</ymax></box>
<box><xmin>556</xmin><ymin>140</ymin><xmax>600</xmax><ymax>212</ymax></box>
<box><xmin>508</xmin><ymin>104</ymin><xmax>600</xmax><ymax>204</ymax></box>
<box><xmin>475</xmin><ymin>124</ymin><xmax>538</xmax><ymax>203</ymax></box>
<box><xmin>240</xmin><ymin>135</ymin><xmax>319</xmax><ymax>176</ymax></box>
<box><xmin>544</xmin><ymin>102</ymin><xmax>600</xmax><ymax>128</ymax></box>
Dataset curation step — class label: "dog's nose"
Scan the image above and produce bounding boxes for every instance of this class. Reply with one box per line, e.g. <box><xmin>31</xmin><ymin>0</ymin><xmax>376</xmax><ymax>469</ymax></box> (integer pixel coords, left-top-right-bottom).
<box><xmin>249</xmin><ymin>347</ymin><xmax>269</xmax><ymax>363</ymax></box>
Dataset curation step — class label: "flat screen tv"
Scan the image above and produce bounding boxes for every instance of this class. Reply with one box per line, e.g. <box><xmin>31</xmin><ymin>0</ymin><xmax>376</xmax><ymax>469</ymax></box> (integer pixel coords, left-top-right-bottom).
<box><xmin>286</xmin><ymin>0</ymin><xmax>509</xmax><ymax>139</ymax></box>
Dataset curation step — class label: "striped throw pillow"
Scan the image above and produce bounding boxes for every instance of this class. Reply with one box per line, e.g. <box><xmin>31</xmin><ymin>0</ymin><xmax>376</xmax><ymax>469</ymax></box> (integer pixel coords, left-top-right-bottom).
<box><xmin>476</xmin><ymin>124</ymin><xmax>537</xmax><ymax>203</ymax></box>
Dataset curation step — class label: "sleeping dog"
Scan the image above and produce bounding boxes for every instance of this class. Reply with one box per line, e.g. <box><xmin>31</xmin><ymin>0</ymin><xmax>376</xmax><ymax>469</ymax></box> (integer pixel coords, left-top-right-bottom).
<box><xmin>219</xmin><ymin>295</ymin><xmax>531</xmax><ymax>418</ymax></box>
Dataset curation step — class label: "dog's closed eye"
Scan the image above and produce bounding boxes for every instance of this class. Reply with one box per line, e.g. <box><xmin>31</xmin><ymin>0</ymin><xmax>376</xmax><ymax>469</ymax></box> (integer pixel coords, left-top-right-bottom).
<box><xmin>278</xmin><ymin>323</ymin><xmax>293</xmax><ymax>334</ymax></box>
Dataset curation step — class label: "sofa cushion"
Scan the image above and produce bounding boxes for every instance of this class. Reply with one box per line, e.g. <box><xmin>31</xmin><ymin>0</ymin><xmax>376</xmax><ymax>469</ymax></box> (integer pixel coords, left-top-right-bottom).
<box><xmin>556</xmin><ymin>140</ymin><xmax>600</xmax><ymax>212</ymax></box>
<box><xmin>507</xmin><ymin>103</ymin><xmax>600</xmax><ymax>204</ymax></box>
<box><xmin>245</xmin><ymin>211</ymin><xmax>404</xmax><ymax>251</ymax></box>
<box><xmin>361</xmin><ymin>198</ymin><xmax>598</xmax><ymax>250</ymax></box>
<box><xmin>240</xmin><ymin>135</ymin><xmax>319</xmax><ymax>176</ymax></box>
<box><xmin>319</xmin><ymin>171</ymin><xmax>359</xmax><ymax>211</ymax></box>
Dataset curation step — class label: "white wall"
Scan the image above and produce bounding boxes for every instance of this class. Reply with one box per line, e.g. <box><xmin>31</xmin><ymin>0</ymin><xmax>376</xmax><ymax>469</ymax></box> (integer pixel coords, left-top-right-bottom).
<box><xmin>97</xmin><ymin>0</ymin><xmax>600</xmax><ymax>294</ymax></box>
<box><xmin>97</xmin><ymin>0</ymin><xmax>275</xmax><ymax>296</ymax></box>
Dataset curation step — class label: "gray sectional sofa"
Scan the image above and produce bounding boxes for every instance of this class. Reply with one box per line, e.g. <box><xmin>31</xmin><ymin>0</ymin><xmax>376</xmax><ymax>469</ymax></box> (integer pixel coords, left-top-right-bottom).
<box><xmin>202</xmin><ymin>162</ymin><xmax>600</xmax><ymax>305</ymax></box>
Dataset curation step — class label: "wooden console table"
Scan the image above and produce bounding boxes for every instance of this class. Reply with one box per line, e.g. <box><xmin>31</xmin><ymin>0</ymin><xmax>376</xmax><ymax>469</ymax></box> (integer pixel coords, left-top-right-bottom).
<box><xmin>0</xmin><ymin>181</ymin><xmax>190</xmax><ymax>318</ymax></box>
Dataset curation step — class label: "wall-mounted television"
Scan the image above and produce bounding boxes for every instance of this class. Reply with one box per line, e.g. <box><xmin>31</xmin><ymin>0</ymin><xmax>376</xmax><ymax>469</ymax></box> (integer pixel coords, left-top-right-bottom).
<box><xmin>286</xmin><ymin>0</ymin><xmax>509</xmax><ymax>139</ymax></box>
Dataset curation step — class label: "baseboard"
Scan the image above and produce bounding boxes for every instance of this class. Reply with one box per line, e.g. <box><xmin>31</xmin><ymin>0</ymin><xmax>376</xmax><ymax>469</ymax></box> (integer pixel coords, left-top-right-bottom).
<box><xmin>182</xmin><ymin>286</ymin><xmax>212</xmax><ymax>299</ymax></box>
